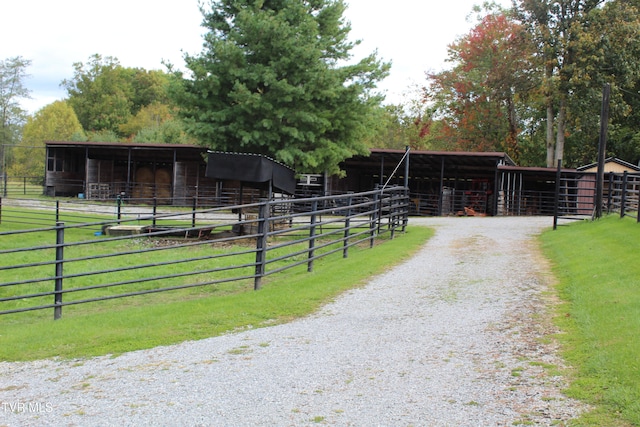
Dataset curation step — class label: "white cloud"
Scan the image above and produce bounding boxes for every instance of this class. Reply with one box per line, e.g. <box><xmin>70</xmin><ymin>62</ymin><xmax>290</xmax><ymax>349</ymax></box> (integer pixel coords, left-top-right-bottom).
<box><xmin>2</xmin><ymin>0</ymin><xmax>510</xmax><ymax>113</ymax></box>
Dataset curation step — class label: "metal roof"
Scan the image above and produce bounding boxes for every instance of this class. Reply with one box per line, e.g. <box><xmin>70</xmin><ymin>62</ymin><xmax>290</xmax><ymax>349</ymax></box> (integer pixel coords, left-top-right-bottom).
<box><xmin>45</xmin><ymin>141</ymin><xmax>207</xmax><ymax>151</ymax></box>
<box><xmin>343</xmin><ymin>149</ymin><xmax>515</xmax><ymax>179</ymax></box>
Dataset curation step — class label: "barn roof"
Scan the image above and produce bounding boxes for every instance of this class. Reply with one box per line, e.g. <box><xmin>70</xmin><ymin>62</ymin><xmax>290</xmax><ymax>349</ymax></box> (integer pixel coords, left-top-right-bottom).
<box><xmin>45</xmin><ymin>141</ymin><xmax>207</xmax><ymax>151</ymax></box>
<box><xmin>577</xmin><ymin>157</ymin><xmax>640</xmax><ymax>172</ymax></box>
<box><xmin>343</xmin><ymin>149</ymin><xmax>515</xmax><ymax>179</ymax></box>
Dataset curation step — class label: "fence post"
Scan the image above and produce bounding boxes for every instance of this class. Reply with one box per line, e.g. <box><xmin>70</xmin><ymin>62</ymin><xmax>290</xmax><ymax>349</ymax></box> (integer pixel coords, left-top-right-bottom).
<box><xmin>370</xmin><ymin>191</ymin><xmax>379</xmax><ymax>248</ymax></box>
<box><xmin>117</xmin><ymin>195</ymin><xmax>122</xmax><ymax>224</ymax></box>
<box><xmin>153</xmin><ymin>198</ymin><xmax>157</xmax><ymax>227</ymax></box>
<box><xmin>621</xmin><ymin>171</ymin><xmax>628</xmax><ymax>219</ymax></box>
<box><xmin>307</xmin><ymin>198</ymin><xmax>318</xmax><ymax>272</ymax></box>
<box><xmin>254</xmin><ymin>199</ymin><xmax>270</xmax><ymax>290</ymax></box>
<box><xmin>55</xmin><ymin>200</ymin><xmax>60</xmax><ymax>223</ymax></box>
<box><xmin>0</xmin><ymin>197</ymin><xmax>2</xmax><ymax>224</ymax></box>
<box><xmin>192</xmin><ymin>197</ymin><xmax>197</xmax><ymax>228</ymax></box>
<box><xmin>54</xmin><ymin>222</ymin><xmax>65</xmax><ymax>320</ymax></box>
<box><xmin>377</xmin><ymin>188</ymin><xmax>384</xmax><ymax>235</ymax></box>
<box><xmin>402</xmin><ymin>187</ymin><xmax>409</xmax><ymax>232</ymax></box>
<box><xmin>607</xmin><ymin>173</ymin><xmax>613</xmax><ymax>214</ymax></box>
<box><xmin>343</xmin><ymin>195</ymin><xmax>352</xmax><ymax>258</ymax></box>
<box><xmin>637</xmin><ymin>177</ymin><xmax>640</xmax><ymax>222</ymax></box>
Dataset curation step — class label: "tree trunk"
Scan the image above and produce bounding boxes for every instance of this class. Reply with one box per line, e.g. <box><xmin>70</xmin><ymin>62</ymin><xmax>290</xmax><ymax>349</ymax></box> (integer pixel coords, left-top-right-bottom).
<box><xmin>545</xmin><ymin>62</ymin><xmax>555</xmax><ymax>168</ymax></box>
<box><xmin>555</xmin><ymin>98</ymin><xmax>566</xmax><ymax>165</ymax></box>
<box><xmin>506</xmin><ymin>94</ymin><xmax>519</xmax><ymax>163</ymax></box>
<box><xmin>546</xmin><ymin>101</ymin><xmax>555</xmax><ymax>167</ymax></box>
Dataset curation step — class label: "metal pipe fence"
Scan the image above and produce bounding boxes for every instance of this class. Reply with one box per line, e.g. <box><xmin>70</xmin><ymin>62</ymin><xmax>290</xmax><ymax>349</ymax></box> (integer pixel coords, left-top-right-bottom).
<box><xmin>0</xmin><ymin>187</ymin><xmax>409</xmax><ymax>319</ymax></box>
<box><xmin>553</xmin><ymin>167</ymin><xmax>640</xmax><ymax>228</ymax></box>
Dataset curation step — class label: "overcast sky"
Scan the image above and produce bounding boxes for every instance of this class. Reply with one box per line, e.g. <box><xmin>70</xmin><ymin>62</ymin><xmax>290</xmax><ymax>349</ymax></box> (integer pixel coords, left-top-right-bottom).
<box><xmin>2</xmin><ymin>0</ymin><xmax>511</xmax><ymax>114</ymax></box>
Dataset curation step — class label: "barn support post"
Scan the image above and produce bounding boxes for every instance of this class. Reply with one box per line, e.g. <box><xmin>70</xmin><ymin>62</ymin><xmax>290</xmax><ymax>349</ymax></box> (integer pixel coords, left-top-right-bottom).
<box><xmin>84</xmin><ymin>147</ymin><xmax>89</xmax><ymax>197</ymax></box>
<box><xmin>238</xmin><ymin>183</ymin><xmax>244</xmax><ymax>222</ymax></box>
<box><xmin>438</xmin><ymin>157</ymin><xmax>445</xmax><ymax>216</ymax></box>
<box><xmin>493</xmin><ymin>166</ymin><xmax>500</xmax><ymax>216</ymax></box>
<box><xmin>172</xmin><ymin>148</ymin><xmax>177</xmax><ymax>203</ymax></box>
<box><xmin>404</xmin><ymin>145</ymin><xmax>410</xmax><ymax>193</ymax></box>
<box><xmin>254</xmin><ymin>199</ymin><xmax>270</xmax><ymax>290</ymax></box>
<box><xmin>514</xmin><ymin>173</ymin><xmax>522</xmax><ymax>216</ymax></box>
<box><xmin>54</xmin><ymin>222</ymin><xmax>65</xmax><ymax>320</ymax></box>
<box><xmin>403</xmin><ymin>146</ymin><xmax>410</xmax><ymax>227</ymax></box>
<box><xmin>126</xmin><ymin>148</ymin><xmax>132</xmax><ymax>197</ymax></box>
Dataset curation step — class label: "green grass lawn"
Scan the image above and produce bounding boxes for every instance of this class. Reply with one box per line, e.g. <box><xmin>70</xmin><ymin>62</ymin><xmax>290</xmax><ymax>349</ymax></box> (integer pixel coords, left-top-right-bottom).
<box><xmin>540</xmin><ymin>215</ymin><xmax>640</xmax><ymax>426</ymax></box>
<box><xmin>0</xmin><ymin>221</ymin><xmax>433</xmax><ymax>362</ymax></box>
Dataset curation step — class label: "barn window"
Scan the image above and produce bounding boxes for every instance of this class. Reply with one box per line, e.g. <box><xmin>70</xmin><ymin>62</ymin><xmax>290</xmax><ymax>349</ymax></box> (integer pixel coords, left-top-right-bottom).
<box><xmin>47</xmin><ymin>148</ymin><xmax>80</xmax><ymax>173</ymax></box>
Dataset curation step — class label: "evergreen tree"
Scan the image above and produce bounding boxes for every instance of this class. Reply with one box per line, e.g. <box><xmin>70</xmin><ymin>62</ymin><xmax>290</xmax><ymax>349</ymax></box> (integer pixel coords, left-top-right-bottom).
<box><xmin>174</xmin><ymin>0</ymin><xmax>390</xmax><ymax>174</ymax></box>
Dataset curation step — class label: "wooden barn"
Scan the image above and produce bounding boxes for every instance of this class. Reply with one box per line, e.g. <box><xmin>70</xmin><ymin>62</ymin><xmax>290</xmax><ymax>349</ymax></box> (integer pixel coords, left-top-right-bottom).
<box><xmin>44</xmin><ymin>141</ymin><xmax>216</xmax><ymax>204</ymax></box>
<box><xmin>45</xmin><ymin>142</ymin><xmax>611</xmax><ymax>216</ymax></box>
<box><xmin>333</xmin><ymin>149</ymin><xmax>516</xmax><ymax>215</ymax></box>
<box><xmin>44</xmin><ymin>142</ymin><xmax>298</xmax><ymax>206</ymax></box>
<box><xmin>334</xmin><ymin>149</ymin><xmax>640</xmax><ymax>217</ymax></box>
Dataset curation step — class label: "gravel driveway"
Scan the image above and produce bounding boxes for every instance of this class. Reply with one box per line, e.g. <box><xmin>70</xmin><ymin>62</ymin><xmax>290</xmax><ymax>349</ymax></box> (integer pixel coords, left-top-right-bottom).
<box><xmin>0</xmin><ymin>216</ymin><xmax>587</xmax><ymax>426</ymax></box>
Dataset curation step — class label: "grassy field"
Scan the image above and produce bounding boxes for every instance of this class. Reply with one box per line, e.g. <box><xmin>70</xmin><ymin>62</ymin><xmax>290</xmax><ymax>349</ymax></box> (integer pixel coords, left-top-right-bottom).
<box><xmin>540</xmin><ymin>215</ymin><xmax>640</xmax><ymax>426</ymax></box>
<box><xmin>0</xmin><ymin>213</ymin><xmax>433</xmax><ymax>362</ymax></box>
<box><xmin>1</xmin><ymin>178</ymin><xmax>45</xmax><ymax>198</ymax></box>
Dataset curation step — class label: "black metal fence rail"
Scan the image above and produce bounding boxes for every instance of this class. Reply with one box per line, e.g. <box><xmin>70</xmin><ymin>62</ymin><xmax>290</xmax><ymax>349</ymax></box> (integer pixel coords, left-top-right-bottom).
<box><xmin>1</xmin><ymin>175</ymin><xmax>44</xmax><ymax>197</ymax></box>
<box><xmin>609</xmin><ymin>172</ymin><xmax>640</xmax><ymax>221</ymax></box>
<box><xmin>0</xmin><ymin>196</ymin><xmax>240</xmax><ymax>229</ymax></box>
<box><xmin>553</xmin><ymin>167</ymin><xmax>640</xmax><ymax>228</ymax></box>
<box><xmin>0</xmin><ymin>187</ymin><xmax>409</xmax><ymax>320</ymax></box>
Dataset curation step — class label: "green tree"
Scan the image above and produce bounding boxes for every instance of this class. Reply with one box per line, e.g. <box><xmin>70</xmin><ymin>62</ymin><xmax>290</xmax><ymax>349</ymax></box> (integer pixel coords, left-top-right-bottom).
<box><xmin>119</xmin><ymin>102</ymin><xmax>173</xmax><ymax>137</ymax></box>
<box><xmin>118</xmin><ymin>102</ymin><xmax>195</xmax><ymax>144</ymax></box>
<box><xmin>568</xmin><ymin>0</ymin><xmax>640</xmax><ymax>165</ymax></box>
<box><xmin>0</xmin><ymin>56</ymin><xmax>31</xmax><ymax>175</ymax></box>
<box><xmin>425</xmin><ymin>8</ymin><xmax>536</xmax><ymax>162</ymax></box>
<box><xmin>173</xmin><ymin>0</ymin><xmax>390</xmax><ymax>174</ymax></box>
<box><xmin>10</xmin><ymin>101</ymin><xmax>84</xmax><ymax>181</ymax></box>
<box><xmin>62</xmin><ymin>54</ymin><xmax>175</xmax><ymax>138</ymax></box>
<box><xmin>366</xmin><ymin>102</ymin><xmax>436</xmax><ymax>151</ymax></box>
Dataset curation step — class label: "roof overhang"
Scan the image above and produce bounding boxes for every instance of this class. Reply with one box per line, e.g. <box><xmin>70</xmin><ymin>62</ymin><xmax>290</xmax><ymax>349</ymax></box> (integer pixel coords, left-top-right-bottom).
<box><xmin>342</xmin><ymin>149</ymin><xmax>516</xmax><ymax>178</ymax></box>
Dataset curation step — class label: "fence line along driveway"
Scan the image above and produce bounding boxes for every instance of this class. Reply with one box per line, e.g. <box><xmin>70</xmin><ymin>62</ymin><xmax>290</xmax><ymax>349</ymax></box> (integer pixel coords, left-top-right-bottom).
<box><xmin>0</xmin><ymin>217</ymin><xmax>587</xmax><ymax>426</ymax></box>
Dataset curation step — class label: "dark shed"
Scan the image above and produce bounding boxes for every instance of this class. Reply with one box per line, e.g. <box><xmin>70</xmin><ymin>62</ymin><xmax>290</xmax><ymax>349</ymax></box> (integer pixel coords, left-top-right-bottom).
<box><xmin>205</xmin><ymin>152</ymin><xmax>297</xmax><ymax>195</ymax></box>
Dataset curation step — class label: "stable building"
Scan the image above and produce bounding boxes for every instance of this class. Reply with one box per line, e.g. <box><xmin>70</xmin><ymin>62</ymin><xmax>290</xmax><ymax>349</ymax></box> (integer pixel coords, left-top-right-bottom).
<box><xmin>44</xmin><ymin>141</ymin><xmax>215</xmax><ymax>204</ymax></box>
<box><xmin>45</xmin><ymin>141</ymin><xmax>608</xmax><ymax>216</ymax></box>
<box><xmin>335</xmin><ymin>149</ymin><xmax>565</xmax><ymax>216</ymax></box>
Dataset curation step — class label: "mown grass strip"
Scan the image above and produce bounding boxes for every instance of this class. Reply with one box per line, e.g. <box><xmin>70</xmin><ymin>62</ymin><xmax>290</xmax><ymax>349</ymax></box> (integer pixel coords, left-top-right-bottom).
<box><xmin>0</xmin><ymin>226</ymin><xmax>432</xmax><ymax>362</ymax></box>
<box><xmin>540</xmin><ymin>215</ymin><xmax>640</xmax><ymax>427</ymax></box>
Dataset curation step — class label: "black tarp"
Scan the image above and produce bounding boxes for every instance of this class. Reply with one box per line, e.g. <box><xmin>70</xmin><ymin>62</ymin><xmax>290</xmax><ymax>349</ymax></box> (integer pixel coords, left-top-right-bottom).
<box><xmin>205</xmin><ymin>152</ymin><xmax>297</xmax><ymax>195</ymax></box>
